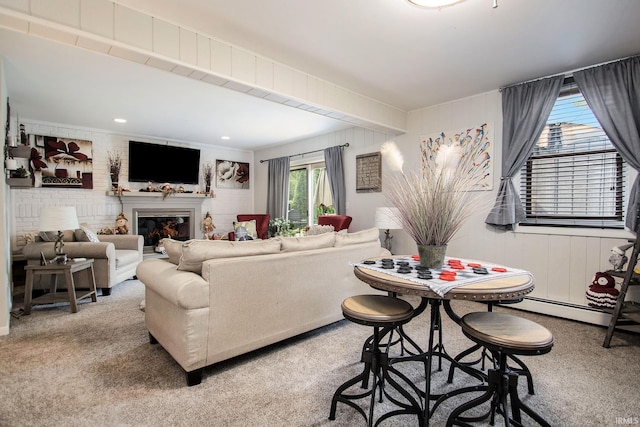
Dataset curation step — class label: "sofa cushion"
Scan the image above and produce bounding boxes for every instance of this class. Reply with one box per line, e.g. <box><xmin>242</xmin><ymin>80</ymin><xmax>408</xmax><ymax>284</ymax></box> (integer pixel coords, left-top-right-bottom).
<box><xmin>334</xmin><ymin>227</ymin><xmax>380</xmax><ymax>247</ymax></box>
<box><xmin>304</xmin><ymin>224</ymin><xmax>335</xmax><ymax>236</ymax></box>
<box><xmin>74</xmin><ymin>224</ymin><xmax>100</xmax><ymax>242</ymax></box>
<box><xmin>279</xmin><ymin>232</ymin><xmax>336</xmax><ymax>252</ymax></box>
<box><xmin>115</xmin><ymin>249</ymin><xmax>140</xmax><ymax>269</ymax></box>
<box><xmin>162</xmin><ymin>238</ymin><xmax>184</xmax><ymax>265</ymax></box>
<box><xmin>178</xmin><ymin>239</ymin><xmax>281</xmax><ymax>273</ymax></box>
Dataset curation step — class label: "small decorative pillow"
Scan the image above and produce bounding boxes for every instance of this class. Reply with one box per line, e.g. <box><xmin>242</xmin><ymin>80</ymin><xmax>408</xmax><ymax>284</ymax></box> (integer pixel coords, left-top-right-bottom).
<box><xmin>334</xmin><ymin>227</ymin><xmax>380</xmax><ymax>247</ymax></box>
<box><xmin>233</xmin><ymin>220</ymin><xmax>257</xmax><ymax>240</ymax></box>
<box><xmin>74</xmin><ymin>223</ymin><xmax>100</xmax><ymax>242</ymax></box>
<box><xmin>161</xmin><ymin>238</ymin><xmax>184</xmax><ymax>265</ymax></box>
<box><xmin>38</xmin><ymin>231</ymin><xmax>59</xmax><ymax>242</ymax></box>
<box><xmin>23</xmin><ymin>231</ymin><xmax>39</xmax><ymax>244</ymax></box>
<box><xmin>279</xmin><ymin>232</ymin><xmax>336</xmax><ymax>252</ymax></box>
<box><xmin>305</xmin><ymin>224</ymin><xmax>335</xmax><ymax>236</ymax></box>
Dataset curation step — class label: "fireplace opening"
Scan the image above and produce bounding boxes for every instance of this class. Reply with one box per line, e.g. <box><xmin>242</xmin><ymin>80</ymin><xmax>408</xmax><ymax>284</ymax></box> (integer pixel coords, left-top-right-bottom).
<box><xmin>133</xmin><ymin>208</ymin><xmax>195</xmax><ymax>250</ymax></box>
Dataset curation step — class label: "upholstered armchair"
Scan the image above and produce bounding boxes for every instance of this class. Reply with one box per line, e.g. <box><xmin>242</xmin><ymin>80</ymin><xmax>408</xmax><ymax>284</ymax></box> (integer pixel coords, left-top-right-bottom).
<box><xmin>318</xmin><ymin>215</ymin><xmax>352</xmax><ymax>231</ymax></box>
<box><xmin>23</xmin><ymin>230</ymin><xmax>143</xmax><ymax>295</ymax></box>
<box><xmin>236</xmin><ymin>214</ymin><xmax>270</xmax><ymax>240</ymax></box>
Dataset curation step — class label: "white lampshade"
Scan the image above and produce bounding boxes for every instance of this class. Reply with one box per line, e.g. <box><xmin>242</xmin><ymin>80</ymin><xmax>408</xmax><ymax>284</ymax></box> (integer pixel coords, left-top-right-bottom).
<box><xmin>375</xmin><ymin>207</ymin><xmax>403</xmax><ymax>230</ymax></box>
<box><xmin>39</xmin><ymin>206</ymin><xmax>80</xmax><ymax>232</ymax></box>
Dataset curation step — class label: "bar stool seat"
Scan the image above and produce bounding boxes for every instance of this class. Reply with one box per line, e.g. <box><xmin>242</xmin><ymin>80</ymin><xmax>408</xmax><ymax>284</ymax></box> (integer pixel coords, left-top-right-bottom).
<box><xmin>329</xmin><ymin>295</ymin><xmax>423</xmax><ymax>427</ymax></box>
<box><xmin>447</xmin><ymin>299</ymin><xmax>535</xmax><ymax>395</ymax></box>
<box><xmin>447</xmin><ymin>312</ymin><xmax>554</xmax><ymax>427</ymax></box>
<box><xmin>342</xmin><ymin>294</ymin><xmax>415</xmax><ymax>325</ymax></box>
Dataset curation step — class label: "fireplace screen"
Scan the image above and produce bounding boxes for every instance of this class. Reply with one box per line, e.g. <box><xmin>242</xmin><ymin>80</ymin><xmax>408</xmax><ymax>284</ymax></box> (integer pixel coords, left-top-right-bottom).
<box><xmin>137</xmin><ymin>212</ymin><xmax>192</xmax><ymax>247</ymax></box>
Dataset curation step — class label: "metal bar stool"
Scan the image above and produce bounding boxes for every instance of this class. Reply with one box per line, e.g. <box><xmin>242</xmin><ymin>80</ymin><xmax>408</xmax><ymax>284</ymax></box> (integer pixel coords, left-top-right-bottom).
<box><xmin>447</xmin><ymin>299</ymin><xmax>535</xmax><ymax>395</ymax></box>
<box><xmin>329</xmin><ymin>294</ymin><xmax>424</xmax><ymax>427</ymax></box>
<box><xmin>447</xmin><ymin>312</ymin><xmax>554</xmax><ymax>427</ymax></box>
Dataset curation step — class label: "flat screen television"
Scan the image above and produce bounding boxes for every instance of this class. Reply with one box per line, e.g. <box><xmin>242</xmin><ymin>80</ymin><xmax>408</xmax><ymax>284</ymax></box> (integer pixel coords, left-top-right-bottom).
<box><xmin>128</xmin><ymin>141</ymin><xmax>200</xmax><ymax>184</ymax></box>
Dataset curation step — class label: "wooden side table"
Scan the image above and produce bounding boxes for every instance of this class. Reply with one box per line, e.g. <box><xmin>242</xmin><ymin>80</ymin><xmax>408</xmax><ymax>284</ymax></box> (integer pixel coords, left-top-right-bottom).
<box><xmin>23</xmin><ymin>258</ymin><xmax>98</xmax><ymax>314</ymax></box>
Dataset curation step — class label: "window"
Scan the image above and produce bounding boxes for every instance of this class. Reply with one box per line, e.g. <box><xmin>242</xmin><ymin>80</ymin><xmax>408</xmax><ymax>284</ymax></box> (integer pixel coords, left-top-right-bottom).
<box><xmin>520</xmin><ymin>77</ymin><xmax>627</xmax><ymax>228</ymax></box>
<box><xmin>288</xmin><ymin>162</ymin><xmax>334</xmax><ymax>231</ymax></box>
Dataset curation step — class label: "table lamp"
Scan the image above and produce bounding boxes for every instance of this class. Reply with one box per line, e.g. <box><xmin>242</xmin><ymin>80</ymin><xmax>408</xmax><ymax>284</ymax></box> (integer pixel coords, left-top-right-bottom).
<box><xmin>39</xmin><ymin>206</ymin><xmax>80</xmax><ymax>264</ymax></box>
<box><xmin>375</xmin><ymin>207</ymin><xmax>403</xmax><ymax>253</ymax></box>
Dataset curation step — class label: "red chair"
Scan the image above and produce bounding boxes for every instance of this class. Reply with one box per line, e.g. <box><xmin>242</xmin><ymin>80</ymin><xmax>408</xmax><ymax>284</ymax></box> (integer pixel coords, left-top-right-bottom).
<box><xmin>236</xmin><ymin>214</ymin><xmax>270</xmax><ymax>240</ymax></box>
<box><xmin>318</xmin><ymin>215</ymin><xmax>352</xmax><ymax>231</ymax></box>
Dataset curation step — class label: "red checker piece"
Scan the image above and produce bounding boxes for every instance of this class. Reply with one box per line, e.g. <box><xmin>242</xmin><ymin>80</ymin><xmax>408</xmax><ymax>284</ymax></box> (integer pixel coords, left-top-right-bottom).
<box><xmin>467</xmin><ymin>263</ymin><xmax>482</xmax><ymax>268</ymax></box>
<box><xmin>491</xmin><ymin>267</ymin><xmax>508</xmax><ymax>273</ymax></box>
<box><xmin>439</xmin><ymin>274</ymin><xmax>456</xmax><ymax>281</ymax></box>
<box><xmin>411</xmin><ymin>254</ymin><xmax>421</xmax><ymax>261</ymax></box>
<box><xmin>450</xmin><ymin>264</ymin><xmax>465</xmax><ymax>270</ymax></box>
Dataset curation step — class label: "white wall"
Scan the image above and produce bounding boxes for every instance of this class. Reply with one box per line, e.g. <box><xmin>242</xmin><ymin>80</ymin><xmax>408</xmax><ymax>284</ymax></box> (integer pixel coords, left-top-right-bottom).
<box><xmin>253</xmin><ymin>127</ymin><xmax>396</xmax><ymax>234</ymax></box>
<box><xmin>1</xmin><ymin>57</ymin><xmax>10</xmax><ymax>335</ymax></box>
<box><xmin>9</xmin><ymin>121</ymin><xmax>254</xmax><ymax>251</ymax></box>
<box><xmin>256</xmin><ymin>90</ymin><xmax>638</xmax><ymax>326</ymax></box>
<box><xmin>399</xmin><ymin>90</ymin><xmax>637</xmax><ymax>325</ymax></box>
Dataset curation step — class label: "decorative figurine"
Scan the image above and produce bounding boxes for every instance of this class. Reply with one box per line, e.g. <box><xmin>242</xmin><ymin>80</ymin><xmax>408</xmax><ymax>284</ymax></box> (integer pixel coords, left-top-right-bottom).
<box><xmin>115</xmin><ymin>213</ymin><xmax>129</xmax><ymax>234</ymax></box>
<box><xmin>202</xmin><ymin>211</ymin><xmax>215</xmax><ymax>239</ymax></box>
<box><xmin>585</xmin><ymin>272</ymin><xmax>619</xmax><ymax>309</ymax></box>
<box><xmin>609</xmin><ymin>243</ymin><xmax>633</xmax><ymax>271</ymax></box>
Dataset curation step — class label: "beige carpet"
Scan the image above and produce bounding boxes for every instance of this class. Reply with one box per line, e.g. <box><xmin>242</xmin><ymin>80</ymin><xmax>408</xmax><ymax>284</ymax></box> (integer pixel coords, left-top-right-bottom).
<box><xmin>1</xmin><ymin>279</ymin><xmax>639</xmax><ymax>427</ymax></box>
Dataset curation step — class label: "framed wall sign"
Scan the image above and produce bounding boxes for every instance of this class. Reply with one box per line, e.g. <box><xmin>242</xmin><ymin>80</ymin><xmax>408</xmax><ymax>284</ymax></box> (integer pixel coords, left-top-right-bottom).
<box><xmin>356</xmin><ymin>152</ymin><xmax>381</xmax><ymax>193</ymax></box>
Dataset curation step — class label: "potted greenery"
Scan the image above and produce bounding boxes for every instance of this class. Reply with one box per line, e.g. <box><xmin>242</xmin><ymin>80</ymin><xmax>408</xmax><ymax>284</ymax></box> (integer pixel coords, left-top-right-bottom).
<box><xmin>269</xmin><ymin>217</ymin><xmax>294</xmax><ymax>237</ymax></box>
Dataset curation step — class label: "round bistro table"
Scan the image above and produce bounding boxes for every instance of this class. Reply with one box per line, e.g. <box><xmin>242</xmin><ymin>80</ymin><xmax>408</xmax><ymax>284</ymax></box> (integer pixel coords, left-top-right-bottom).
<box><xmin>352</xmin><ymin>257</ymin><xmax>535</xmax><ymax>425</ymax></box>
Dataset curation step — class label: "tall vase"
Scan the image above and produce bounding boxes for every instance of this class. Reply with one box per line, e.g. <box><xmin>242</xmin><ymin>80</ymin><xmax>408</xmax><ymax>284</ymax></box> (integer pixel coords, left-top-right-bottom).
<box><xmin>110</xmin><ymin>172</ymin><xmax>119</xmax><ymax>191</ymax></box>
<box><xmin>417</xmin><ymin>244</ymin><xmax>447</xmax><ymax>269</ymax></box>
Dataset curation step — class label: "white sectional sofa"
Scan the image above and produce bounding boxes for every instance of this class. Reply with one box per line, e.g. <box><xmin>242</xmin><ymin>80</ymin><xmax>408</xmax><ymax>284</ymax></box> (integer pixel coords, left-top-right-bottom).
<box><xmin>135</xmin><ymin>228</ymin><xmax>388</xmax><ymax>386</ymax></box>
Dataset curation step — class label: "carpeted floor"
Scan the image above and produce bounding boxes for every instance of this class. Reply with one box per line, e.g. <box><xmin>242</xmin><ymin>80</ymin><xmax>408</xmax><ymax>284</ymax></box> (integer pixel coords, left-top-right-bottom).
<box><xmin>1</xmin><ymin>279</ymin><xmax>639</xmax><ymax>427</ymax></box>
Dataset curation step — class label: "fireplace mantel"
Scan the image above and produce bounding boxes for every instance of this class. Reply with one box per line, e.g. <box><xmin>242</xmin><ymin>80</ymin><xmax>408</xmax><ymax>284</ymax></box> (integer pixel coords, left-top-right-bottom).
<box><xmin>112</xmin><ymin>191</ymin><xmax>208</xmax><ymax>202</ymax></box>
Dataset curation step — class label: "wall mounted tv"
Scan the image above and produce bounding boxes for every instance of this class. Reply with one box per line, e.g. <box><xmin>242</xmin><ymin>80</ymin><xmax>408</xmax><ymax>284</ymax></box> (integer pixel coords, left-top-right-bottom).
<box><xmin>128</xmin><ymin>141</ymin><xmax>201</xmax><ymax>184</ymax></box>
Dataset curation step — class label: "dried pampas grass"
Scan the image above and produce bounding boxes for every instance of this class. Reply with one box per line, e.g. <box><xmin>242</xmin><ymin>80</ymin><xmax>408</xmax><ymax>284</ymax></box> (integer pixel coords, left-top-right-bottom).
<box><xmin>382</xmin><ymin>140</ymin><xmax>488</xmax><ymax>247</ymax></box>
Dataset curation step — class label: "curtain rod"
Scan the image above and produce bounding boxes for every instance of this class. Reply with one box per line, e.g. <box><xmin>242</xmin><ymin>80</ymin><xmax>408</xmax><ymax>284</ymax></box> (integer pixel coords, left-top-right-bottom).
<box><xmin>499</xmin><ymin>54</ymin><xmax>640</xmax><ymax>92</ymax></box>
<box><xmin>259</xmin><ymin>143</ymin><xmax>349</xmax><ymax>163</ymax></box>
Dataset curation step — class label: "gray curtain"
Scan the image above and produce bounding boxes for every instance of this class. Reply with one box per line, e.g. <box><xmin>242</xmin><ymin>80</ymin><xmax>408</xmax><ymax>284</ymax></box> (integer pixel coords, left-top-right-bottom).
<box><xmin>266</xmin><ymin>156</ymin><xmax>290</xmax><ymax>219</ymax></box>
<box><xmin>324</xmin><ymin>145</ymin><xmax>346</xmax><ymax>215</ymax></box>
<box><xmin>485</xmin><ymin>76</ymin><xmax>563</xmax><ymax>229</ymax></box>
<box><xmin>573</xmin><ymin>56</ymin><xmax>640</xmax><ymax>231</ymax></box>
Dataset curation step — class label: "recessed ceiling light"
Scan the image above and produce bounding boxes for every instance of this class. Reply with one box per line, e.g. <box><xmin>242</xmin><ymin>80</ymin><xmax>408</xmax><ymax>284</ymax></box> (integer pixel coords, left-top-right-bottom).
<box><xmin>221</xmin><ymin>136</ymin><xmax>231</xmax><ymax>140</ymax></box>
<box><xmin>407</xmin><ymin>0</ymin><xmax>465</xmax><ymax>8</ymax></box>
<box><xmin>113</xmin><ymin>118</ymin><xmax>127</xmax><ymax>124</ymax></box>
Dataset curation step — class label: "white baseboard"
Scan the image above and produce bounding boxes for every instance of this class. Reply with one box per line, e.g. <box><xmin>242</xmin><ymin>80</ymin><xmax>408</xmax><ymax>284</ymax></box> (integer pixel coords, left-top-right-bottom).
<box><xmin>0</xmin><ymin>325</ymin><xmax>9</xmax><ymax>336</ymax></box>
<box><xmin>510</xmin><ymin>298</ymin><xmax>612</xmax><ymax>327</ymax></box>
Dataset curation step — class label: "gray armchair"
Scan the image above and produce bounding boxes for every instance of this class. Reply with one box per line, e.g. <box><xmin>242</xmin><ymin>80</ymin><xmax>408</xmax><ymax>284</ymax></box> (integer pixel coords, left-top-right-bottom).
<box><xmin>23</xmin><ymin>231</ymin><xmax>143</xmax><ymax>295</ymax></box>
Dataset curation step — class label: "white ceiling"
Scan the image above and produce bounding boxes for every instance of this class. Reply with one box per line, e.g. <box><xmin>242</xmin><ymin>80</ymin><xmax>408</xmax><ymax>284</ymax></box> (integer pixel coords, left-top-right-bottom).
<box><xmin>1</xmin><ymin>0</ymin><xmax>640</xmax><ymax>150</ymax></box>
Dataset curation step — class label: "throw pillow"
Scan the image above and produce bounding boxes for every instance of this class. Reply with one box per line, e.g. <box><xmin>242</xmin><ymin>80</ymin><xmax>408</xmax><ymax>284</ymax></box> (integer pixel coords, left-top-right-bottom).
<box><xmin>233</xmin><ymin>220</ymin><xmax>257</xmax><ymax>240</ymax></box>
<box><xmin>304</xmin><ymin>224</ymin><xmax>335</xmax><ymax>236</ymax></box>
<box><xmin>38</xmin><ymin>231</ymin><xmax>58</xmax><ymax>242</ymax></box>
<box><xmin>178</xmin><ymin>238</ymin><xmax>282</xmax><ymax>273</ymax></box>
<box><xmin>161</xmin><ymin>238</ymin><xmax>184</xmax><ymax>265</ymax></box>
<box><xmin>334</xmin><ymin>227</ymin><xmax>380</xmax><ymax>247</ymax></box>
<box><xmin>279</xmin><ymin>232</ymin><xmax>336</xmax><ymax>252</ymax></box>
<box><xmin>74</xmin><ymin>223</ymin><xmax>100</xmax><ymax>242</ymax></box>
<box><xmin>23</xmin><ymin>231</ymin><xmax>39</xmax><ymax>244</ymax></box>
